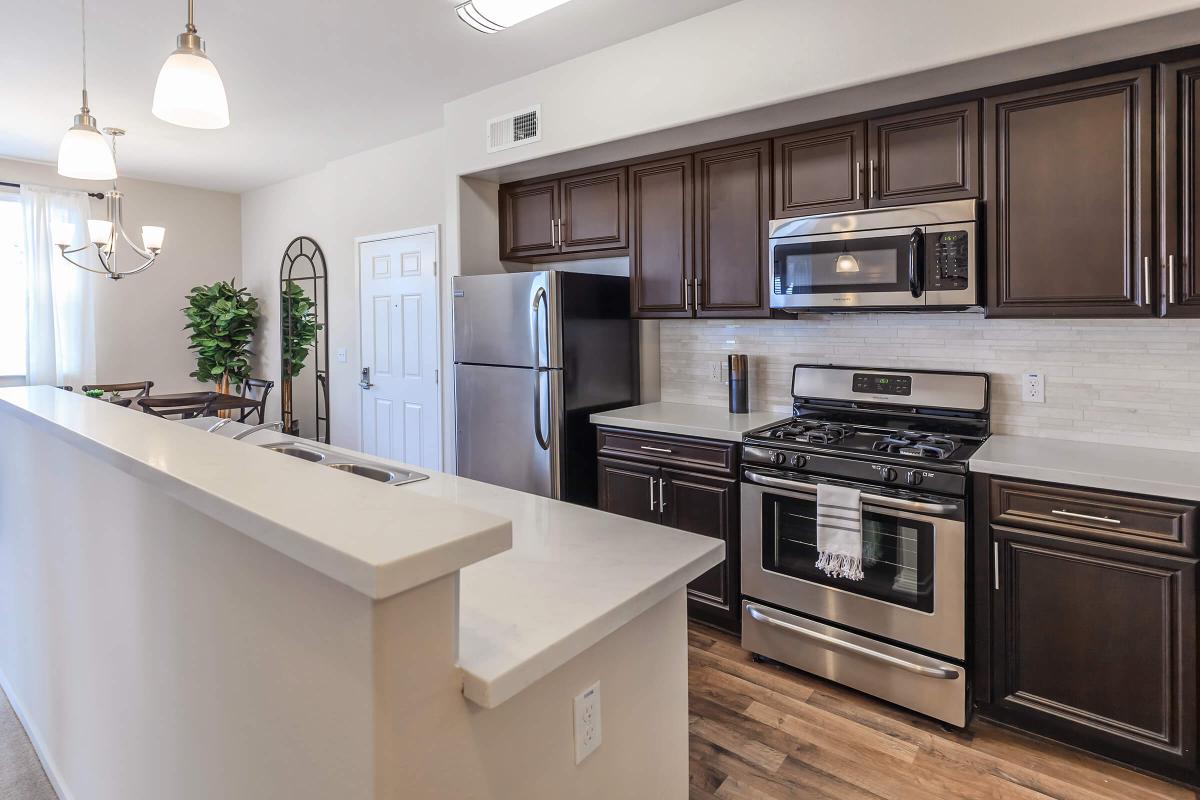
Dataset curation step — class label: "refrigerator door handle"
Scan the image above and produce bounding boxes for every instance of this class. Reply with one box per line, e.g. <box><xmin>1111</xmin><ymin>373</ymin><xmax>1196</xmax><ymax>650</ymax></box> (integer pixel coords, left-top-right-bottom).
<box><xmin>533</xmin><ymin>368</ymin><xmax>550</xmax><ymax>451</ymax></box>
<box><xmin>530</xmin><ymin>286</ymin><xmax>548</xmax><ymax>370</ymax></box>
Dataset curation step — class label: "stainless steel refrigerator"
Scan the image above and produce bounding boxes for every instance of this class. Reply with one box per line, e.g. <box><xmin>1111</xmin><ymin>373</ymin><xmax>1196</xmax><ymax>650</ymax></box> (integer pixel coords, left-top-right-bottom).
<box><xmin>453</xmin><ymin>270</ymin><xmax>637</xmax><ymax>505</ymax></box>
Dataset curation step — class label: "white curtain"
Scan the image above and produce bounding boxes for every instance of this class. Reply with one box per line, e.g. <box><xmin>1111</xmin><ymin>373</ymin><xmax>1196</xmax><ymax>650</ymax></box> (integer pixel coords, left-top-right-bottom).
<box><xmin>21</xmin><ymin>185</ymin><xmax>96</xmax><ymax>388</ymax></box>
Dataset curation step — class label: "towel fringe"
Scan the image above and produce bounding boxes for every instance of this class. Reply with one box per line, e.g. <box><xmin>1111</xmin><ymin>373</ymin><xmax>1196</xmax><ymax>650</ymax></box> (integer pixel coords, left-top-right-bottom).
<box><xmin>815</xmin><ymin>550</ymin><xmax>865</xmax><ymax>581</ymax></box>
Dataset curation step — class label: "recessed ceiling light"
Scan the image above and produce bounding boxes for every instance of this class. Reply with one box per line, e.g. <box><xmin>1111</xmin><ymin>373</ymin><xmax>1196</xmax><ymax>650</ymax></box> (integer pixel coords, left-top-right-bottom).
<box><xmin>456</xmin><ymin>0</ymin><xmax>575</xmax><ymax>33</ymax></box>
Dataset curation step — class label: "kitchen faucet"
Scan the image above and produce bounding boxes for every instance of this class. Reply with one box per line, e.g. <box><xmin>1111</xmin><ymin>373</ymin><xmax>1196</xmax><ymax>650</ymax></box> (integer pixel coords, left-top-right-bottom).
<box><xmin>206</xmin><ymin>418</ymin><xmax>235</xmax><ymax>433</ymax></box>
<box><xmin>232</xmin><ymin>421</ymin><xmax>284</xmax><ymax>440</ymax></box>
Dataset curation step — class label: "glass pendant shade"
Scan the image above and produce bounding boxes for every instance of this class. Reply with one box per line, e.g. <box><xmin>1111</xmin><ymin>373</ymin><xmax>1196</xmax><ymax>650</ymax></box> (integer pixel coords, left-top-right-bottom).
<box><xmin>457</xmin><ymin>0</ymin><xmax>574</xmax><ymax>32</ymax></box>
<box><xmin>87</xmin><ymin>219</ymin><xmax>113</xmax><ymax>246</ymax></box>
<box><xmin>52</xmin><ymin>222</ymin><xmax>77</xmax><ymax>248</ymax></box>
<box><xmin>153</xmin><ymin>40</ymin><xmax>229</xmax><ymax>129</ymax></box>
<box><xmin>835</xmin><ymin>253</ymin><xmax>861</xmax><ymax>273</ymax></box>
<box><xmin>141</xmin><ymin>226</ymin><xmax>166</xmax><ymax>252</ymax></box>
<box><xmin>57</xmin><ymin>118</ymin><xmax>117</xmax><ymax>180</ymax></box>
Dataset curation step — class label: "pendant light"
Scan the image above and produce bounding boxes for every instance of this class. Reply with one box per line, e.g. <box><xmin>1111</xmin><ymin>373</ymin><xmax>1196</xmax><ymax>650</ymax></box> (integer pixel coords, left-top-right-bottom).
<box><xmin>153</xmin><ymin>0</ymin><xmax>229</xmax><ymax>129</ymax></box>
<box><xmin>457</xmin><ymin>0</ymin><xmax>575</xmax><ymax>33</ymax></box>
<box><xmin>57</xmin><ymin>0</ymin><xmax>116</xmax><ymax>181</ymax></box>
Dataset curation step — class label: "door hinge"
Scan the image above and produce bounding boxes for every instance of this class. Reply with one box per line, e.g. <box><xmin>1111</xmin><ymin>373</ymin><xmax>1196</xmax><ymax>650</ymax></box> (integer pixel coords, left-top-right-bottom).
<box><xmin>434</xmin><ymin>369</ymin><xmax>439</xmax><ymax>384</ymax></box>
<box><xmin>433</xmin><ymin>260</ymin><xmax>438</xmax><ymax>276</ymax></box>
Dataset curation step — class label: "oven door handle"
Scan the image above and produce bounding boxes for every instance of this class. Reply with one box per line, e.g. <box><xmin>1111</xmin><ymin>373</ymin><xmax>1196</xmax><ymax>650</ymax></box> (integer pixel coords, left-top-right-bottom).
<box><xmin>746</xmin><ymin>605</ymin><xmax>959</xmax><ymax>680</ymax></box>
<box><xmin>743</xmin><ymin>469</ymin><xmax>959</xmax><ymax>516</ymax></box>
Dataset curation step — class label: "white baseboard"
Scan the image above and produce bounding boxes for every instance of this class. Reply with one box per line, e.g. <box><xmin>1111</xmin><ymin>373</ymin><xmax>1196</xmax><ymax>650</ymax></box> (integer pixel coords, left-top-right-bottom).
<box><xmin>0</xmin><ymin>668</ymin><xmax>74</xmax><ymax>800</ymax></box>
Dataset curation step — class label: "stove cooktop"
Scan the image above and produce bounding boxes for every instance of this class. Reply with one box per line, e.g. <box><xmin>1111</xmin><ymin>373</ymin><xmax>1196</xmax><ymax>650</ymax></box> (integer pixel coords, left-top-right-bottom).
<box><xmin>748</xmin><ymin>417</ymin><xmax>982</xmax><ymax>465</ymax></box>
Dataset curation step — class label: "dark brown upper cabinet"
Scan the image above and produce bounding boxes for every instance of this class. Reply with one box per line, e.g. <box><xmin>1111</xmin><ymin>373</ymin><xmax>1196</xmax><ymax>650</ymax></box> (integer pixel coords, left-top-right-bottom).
<box><xmin>985</xmin><ymin>69</ymin><xmax>1155</xmax><ymax>318</ymax></box>
<box><xmin>773</xmin><ymin>122</ymin><xmax>866</xmax><ymax>219</ymax></box>
<box><xmin>868</xmin><ymin>101</ymin><xmax>980</xmax><ymax>208</ymax></box>
<box><xmin>630</xmin><ymin>155</ymin><xmax>694</xmax><ymax>318</ymax></box>
<box><xmin>1160</xmin><ymin>58</ymin><xmax>1200</xmax><ymax>317</ymax></box>
<box><xmin>693</xmin><ymin>140</ymin><xmax>771</xmax><ymax>318</ymax></box>
<box><xmin>499</xmin><ymin>167</ymin><xmax>627</xmax><ymax>260</ymax></box>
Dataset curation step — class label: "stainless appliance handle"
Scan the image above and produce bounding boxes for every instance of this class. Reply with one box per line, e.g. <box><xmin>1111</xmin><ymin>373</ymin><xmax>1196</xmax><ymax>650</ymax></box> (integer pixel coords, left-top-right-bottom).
<box><xmin>659</xmin><ymin>477</ymin><xmax>667</xmax><ymax>511</ymax></box>
<box><xmin>746</xmin><ymin>605</ymin><xmax>959</xmax><ymax>680</ymax></box>
<box><xmin>640</xmin><ymin>445</ymin><xmax>673</xmax><ymax>453</ymax></box>
<box><xmin>1144</xmin><ymin>256</ymin><xmax>1152</xmax><ymax>306</ymax></box>
<box><xmin>1169</xmin><ymin>254</ymin><xmax>1177</xmax><ymax>304</ymax></box>
<box><xmin>533</xmin><ymin>370</ymin><xmax>550</xmax><ymax>451</ymax></box>
<box><xmin>993</xmin><ymin>541</ymin><xmax>1000</xmax><ymax>591</ymax></box>
<box><xmin>1051</xmin><ymin>508</ymin><xmax>1121</xmax><ymax>525</ymax></box>
<box><xmin>359</xmin><ymin>367</ymin><xmax>373</xmax><ymax>390</ymax></box>
<box><xmin>908</xmin><ymin>227</ymin><xmax>924</xmax><ymax>298</ymax></box>
<box><xmin>855</xmin><ymin>161</ymin><xmax>862</xmax><ymax>200</ymax></box>
<box><xmin>649</xmin><ymin>475</ymin><xmax>655</xmax><ymax>511</ymax></box>
<box><xmin>531</xmin><ymin>286</ymin><xmax>550</xmax><ymax>451</ymax></box>
<box><xmin>743</xmin><ymin>469</ymin><xmax>959</xmax><ymax>515</ymax></box>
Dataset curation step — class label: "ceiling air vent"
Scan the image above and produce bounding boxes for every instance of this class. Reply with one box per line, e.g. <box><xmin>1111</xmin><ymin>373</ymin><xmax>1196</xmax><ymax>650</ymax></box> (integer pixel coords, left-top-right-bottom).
<box><xmin>486</xmin><ymin>105</ymin><xmax>541</xmax><ymax>153</ymax></box>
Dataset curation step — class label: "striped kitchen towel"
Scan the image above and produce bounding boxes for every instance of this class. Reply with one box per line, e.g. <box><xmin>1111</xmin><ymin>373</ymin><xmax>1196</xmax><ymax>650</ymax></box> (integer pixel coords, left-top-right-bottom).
<box><xmin>815</xmin><ymin>483</ymin><xmax>865</xmax><ymax>581</ymax></box>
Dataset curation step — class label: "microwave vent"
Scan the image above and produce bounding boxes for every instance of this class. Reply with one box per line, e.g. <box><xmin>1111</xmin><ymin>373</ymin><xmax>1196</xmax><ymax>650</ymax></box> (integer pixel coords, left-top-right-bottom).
<box><xmin>487</xmin><ymin>105</ymin><xmax>541</xmax><ymax>153</ymax></box>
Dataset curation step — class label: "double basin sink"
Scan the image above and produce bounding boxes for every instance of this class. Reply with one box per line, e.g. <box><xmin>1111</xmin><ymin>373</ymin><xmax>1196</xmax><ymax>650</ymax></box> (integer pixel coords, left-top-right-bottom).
<box><xmin>257</xmin><ymin>441</ymin><xmax>428</xmax><ymax>486</ymax></box>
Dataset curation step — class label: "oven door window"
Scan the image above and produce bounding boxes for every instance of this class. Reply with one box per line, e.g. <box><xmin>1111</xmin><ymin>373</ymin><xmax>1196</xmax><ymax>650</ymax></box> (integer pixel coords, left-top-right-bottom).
<box><xmin>772</xmin><ymin>230</ymin><xmax>916</xmax><ymax>296</ymax></box>
<box><xmin>762</xmin><ymin>493</ymin><xmax>934</xmax><ymax>612</ymax></box>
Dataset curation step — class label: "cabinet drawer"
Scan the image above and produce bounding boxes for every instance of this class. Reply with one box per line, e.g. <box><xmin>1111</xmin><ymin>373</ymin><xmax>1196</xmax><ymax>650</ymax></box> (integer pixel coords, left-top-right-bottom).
<box><xmin>596</xmin><ymin>426</ymin><xmax>737</xmax><ymax>476</ymax></box>
<box><xmin>990</xmin><ymin>478</ymin><xmax>1198</xmax><ymax>555</ymax></box>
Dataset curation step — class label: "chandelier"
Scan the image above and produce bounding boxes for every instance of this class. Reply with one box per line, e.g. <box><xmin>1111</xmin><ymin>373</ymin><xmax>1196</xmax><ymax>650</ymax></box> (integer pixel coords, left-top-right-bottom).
<box><xmin>52</xmin><ymin>129</ymin><xmax>166</xmax><ymax>280</ymax></box>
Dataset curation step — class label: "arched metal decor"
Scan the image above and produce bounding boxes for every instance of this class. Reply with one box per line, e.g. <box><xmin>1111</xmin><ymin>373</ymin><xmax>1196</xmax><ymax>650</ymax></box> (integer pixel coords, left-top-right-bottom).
<box><xmin>279</xmin><ymin>236</ymin><xmax>330</xmax><ymax>443</ymax></box>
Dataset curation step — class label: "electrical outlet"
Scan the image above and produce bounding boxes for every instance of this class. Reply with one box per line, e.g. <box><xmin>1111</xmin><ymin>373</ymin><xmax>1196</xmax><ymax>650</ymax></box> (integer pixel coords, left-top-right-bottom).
<box><xmin>574</xmin><ymin>682</ymin><xmax>602</xmax><ymax>764</ymax></box>
<box><xmin>711</xmin><ymin>361</ymin><xmax>728</xmax><ymax>383</ymax></box>
<box><xmin>1022</xmin><ymin>372</ymin><xmax>1045</xmax><ymax>403</ymax></box>
<box><xmin>335</xmin><ymin>348</ymin><xmax>348</xmax><ymax>363</ymax></box>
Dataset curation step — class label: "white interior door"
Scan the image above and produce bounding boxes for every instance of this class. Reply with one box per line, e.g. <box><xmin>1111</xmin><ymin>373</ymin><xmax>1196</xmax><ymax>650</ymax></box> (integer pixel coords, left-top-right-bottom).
<box><xmin>359</xmin><ymin>230</ymin><xmax>440</xmax><ymax>469</ymax></box>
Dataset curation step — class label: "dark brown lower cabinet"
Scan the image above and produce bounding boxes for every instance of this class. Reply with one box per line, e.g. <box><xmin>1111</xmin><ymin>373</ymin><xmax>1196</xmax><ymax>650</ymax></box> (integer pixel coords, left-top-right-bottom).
<box><xmin>976</xmin><ymin>475</ymin><xmax>1200</xmax><ymax>784</ymax></box>
<box><xmin>596</xmin><ymin>427</ymin><xmax>741</xmax><ymax>633</ymax></box>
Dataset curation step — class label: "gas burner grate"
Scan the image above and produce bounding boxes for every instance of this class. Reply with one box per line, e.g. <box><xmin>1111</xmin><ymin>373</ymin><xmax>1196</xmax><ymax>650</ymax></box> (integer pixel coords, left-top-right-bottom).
<box><xmin>767</xmin><ymin>421</ymin><xmax>853</xmax><ymax>445</ymax></box>
<box><xmin>871</xmin><ymin>431</ymin><xmax>960</xmax><ymax>460</ymax></box>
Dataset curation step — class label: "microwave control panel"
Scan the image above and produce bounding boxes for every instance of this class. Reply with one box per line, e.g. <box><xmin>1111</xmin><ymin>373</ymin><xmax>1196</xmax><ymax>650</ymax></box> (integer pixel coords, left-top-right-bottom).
<box><xmin>930</xmin><ymin>230</ymin><xmax>969</xmax><ymax>288</ymax></box>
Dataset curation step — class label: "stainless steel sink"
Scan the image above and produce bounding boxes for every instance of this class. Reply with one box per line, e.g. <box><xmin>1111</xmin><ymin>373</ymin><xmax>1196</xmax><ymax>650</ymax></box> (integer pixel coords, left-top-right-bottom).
<box><xmin>256</xmin><ymin>441</ymin><xmax>428</xmax><ymax>486</ymax></box>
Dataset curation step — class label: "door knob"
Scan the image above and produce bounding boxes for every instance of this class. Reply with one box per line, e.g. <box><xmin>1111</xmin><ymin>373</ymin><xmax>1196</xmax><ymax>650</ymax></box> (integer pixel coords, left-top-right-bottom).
<box><xmin>359</xmin><ymin>367</ymin><xmax>373</xmax><ymax>389</ymax></box>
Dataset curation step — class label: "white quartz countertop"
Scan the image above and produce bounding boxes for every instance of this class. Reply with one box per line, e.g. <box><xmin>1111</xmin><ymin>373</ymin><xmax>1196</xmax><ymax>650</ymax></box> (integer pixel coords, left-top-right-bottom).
<box><xmin>0</xmin><ymin>387</ymin><xmax>512</xmax><ymax>600</ymax></box>
<box><xmin>590</xmin><ymin>402</ymin><xmax>787</xmax><ymax>442</ymax></box>
<box><xmin>188</xmin><ymin>416</ymin><xmax>726</xmax><ymax>709</ymax></box>
<box><xmin>970</xmin><ymin>435</ymin><xmax>1200</xmax><ymax>502</ymax></box>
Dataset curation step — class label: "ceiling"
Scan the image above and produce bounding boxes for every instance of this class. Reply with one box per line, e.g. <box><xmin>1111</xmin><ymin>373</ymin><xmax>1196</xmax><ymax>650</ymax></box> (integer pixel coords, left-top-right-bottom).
<box><xmin>0</xmin><ymin>0</ymin><xmax>739</xmax><ymax>193</ymax></box>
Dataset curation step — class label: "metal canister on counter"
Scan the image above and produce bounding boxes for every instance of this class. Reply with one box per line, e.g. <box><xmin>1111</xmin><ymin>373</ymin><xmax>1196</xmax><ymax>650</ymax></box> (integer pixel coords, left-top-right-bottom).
<box><xmin>728</xmin><ymin>354</ymin><xmax>749</xmax><ymax>414</ymax></box>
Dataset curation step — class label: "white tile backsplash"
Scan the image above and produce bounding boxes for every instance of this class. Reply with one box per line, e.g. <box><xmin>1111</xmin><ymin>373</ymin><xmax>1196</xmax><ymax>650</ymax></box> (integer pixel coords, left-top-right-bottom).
<box><xmin>659</xmin><ymin>313</ymin><xmax>1200</xmax><ymax>453</ymax></box>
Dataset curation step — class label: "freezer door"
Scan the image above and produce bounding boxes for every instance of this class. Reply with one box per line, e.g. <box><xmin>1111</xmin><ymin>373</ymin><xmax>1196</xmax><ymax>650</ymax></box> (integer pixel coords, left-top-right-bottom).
<box><xmin>453</xmin><ymin>271</ymin><xmax>561</xmax><ymax>368</ymax></box>
<box><xmin>454</xmin><ymin>363</ymin><xmax>563</xmax><ymax>498</ymax></box>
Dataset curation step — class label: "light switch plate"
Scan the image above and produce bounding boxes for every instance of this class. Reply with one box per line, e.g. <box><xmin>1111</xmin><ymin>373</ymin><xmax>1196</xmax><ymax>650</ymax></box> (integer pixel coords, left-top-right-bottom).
<box><xmin>574</xmin><ymin>682</ymin><xmax>601</xmax><ymax>764</ymax></box>
<box><xmin>1022</xmin><ymin>372</ymin><xmax>1045</xmax><ymax>403</ymax></box>
<box><xmin>335</xmin><ymin>348</ymin><xmax>347</xmax><ymax>363</ymax></box>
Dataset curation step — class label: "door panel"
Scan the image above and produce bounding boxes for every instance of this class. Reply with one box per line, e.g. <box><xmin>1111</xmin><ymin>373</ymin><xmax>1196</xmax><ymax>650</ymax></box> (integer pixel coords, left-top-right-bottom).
<box><xmin>453</xmin><ymin>271</ymin><xmax>557</xmax><ymax>369</ymax></box>
<box><xmin>773</xmin><ymin>122</ymin><xmax>867</xmax><ymax>219</ymax></box>
<box><xmin>985</xmin><ymin>69</ymin><xmax>1154</xmax><ymax>317</ymax></box>
<box><xmin>597</xmin><ymin>458</ymin><xmax>660</xmax><ymax>524</ymax></box>
<box><xmin>500</xmin><ymin>181</ymin><xmax>559</xmax><ymax>259</ymax></box>
<box><xmin>869</xmin><ymin>101</ymin><xmax>979</xmax><ymax>208</ymax></box>
<box><xmin>630</xmin><ymin>155</ymin><xmax>693</xmax><ymax>318</ymax></box>
<box><xmin>694</xmin><ymin>141</ymin><xmax>771</xmax><ymax>318</ymax></box>
<box><xmin>455</xmin><ymin>363</ymin><xmax>556</xmax><ymax>498</ymax></box>
<box><xmin>1161</xmin><ymin>58</ymin><xmax>1200</xmax><ymax>317</ymax></box>
<box><xmin>359</xmin><ymin>232</ymin><xmax>440</xmax><ymax>469</ymax></box>
<box><xmin>662</xmin><ymin>469</ymin><xmax>739</xmax><ymax>629</ymax></box>
<box><xmin>990</xmin><ymin>525</ymin><xmax>1197</xmax><ymax>772</ymax></box>
<box><xmin>560</xmin><ymin>169</ymin><xmax>627</xmax><ymax>253</ymax></box>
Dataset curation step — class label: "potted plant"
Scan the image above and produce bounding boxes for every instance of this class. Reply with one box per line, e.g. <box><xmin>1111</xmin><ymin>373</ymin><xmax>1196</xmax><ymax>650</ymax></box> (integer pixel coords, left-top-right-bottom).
<box><xmin>280</xmin><ymin>280</ymin><xmax>323</xmax><ymax>431</ymax></box>
<box><xmin>182</xmin><ymin>280</ymin><xmax>260</xmax><ymax>395</ymax></box>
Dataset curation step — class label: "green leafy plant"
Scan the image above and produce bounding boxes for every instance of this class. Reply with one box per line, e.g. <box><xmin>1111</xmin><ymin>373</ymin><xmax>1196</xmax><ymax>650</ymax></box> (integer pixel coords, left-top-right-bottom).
<box><xmin>182</xmin><ymin>280</ymin><xmax>260</xmax><ymax>389</ymax></box>
<box><xmin>84</xmin><ymin>388</ymin><xmax>104</xmax><ymax>398</ymax></box>
<box><xmin>280</xmin><ymin>281</ymin><xmax>323</xmax><ymax>378</ymax></box>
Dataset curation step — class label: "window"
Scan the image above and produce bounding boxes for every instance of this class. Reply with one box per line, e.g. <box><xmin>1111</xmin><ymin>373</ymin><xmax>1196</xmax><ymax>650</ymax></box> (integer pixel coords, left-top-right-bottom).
<box><xmin>0</xmin><ymin>193</ymin><xmax>25</xmax><ymax>378</ymax></box>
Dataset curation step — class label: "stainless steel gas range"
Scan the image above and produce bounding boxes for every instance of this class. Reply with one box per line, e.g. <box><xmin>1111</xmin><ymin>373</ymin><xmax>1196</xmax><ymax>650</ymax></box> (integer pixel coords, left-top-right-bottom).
<box><xmin>739</xmin><ymin>365</ymin><xmax>990</xmax><ymax>727</ymax></box>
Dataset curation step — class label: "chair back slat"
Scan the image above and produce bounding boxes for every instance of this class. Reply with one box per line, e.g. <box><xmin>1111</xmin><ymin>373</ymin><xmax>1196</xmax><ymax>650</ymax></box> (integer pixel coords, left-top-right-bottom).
<box><xmin>237</xmin><ymin>378</ymin><xmax>275</xmax><ymax>424</ymax></box>
<box><xmin>138</xmin><ymin>392</ymin><xmax>218</xmax><ymax>420</ymax></box>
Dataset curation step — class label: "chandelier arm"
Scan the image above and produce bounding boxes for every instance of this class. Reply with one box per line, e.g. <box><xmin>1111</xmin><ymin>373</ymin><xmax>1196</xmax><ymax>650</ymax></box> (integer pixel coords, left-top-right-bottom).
<box><xmin>60</xmin><ymin>249</ymin><xmax>112</xmax><ymax>276</ymax></box>
<box><xmin>116</xmin><ymin>221</ymin><xmax>155</xmax><ymax>260</ymax></box>
<box><xmin>114</xmin><ymin>254</ymin><xmax>158</xmax><ymax>278</ymax></box>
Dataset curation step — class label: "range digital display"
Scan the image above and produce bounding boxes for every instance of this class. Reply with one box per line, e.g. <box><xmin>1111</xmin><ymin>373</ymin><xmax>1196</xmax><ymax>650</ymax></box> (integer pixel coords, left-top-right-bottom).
<box><xmin>852</xmin><ymin>373</ymin><xmax>912</xmax><ymax>396</ymax></box>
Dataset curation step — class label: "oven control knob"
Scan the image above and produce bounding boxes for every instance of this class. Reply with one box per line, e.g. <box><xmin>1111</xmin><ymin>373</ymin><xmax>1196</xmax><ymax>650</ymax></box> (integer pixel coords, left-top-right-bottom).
<box><xmin>771</xmin><ymin>451</ymin><xmax>787</xmax><ymax>466</ymax></box>
<box><xmin>880</xmin><ymin>467</ymin><xmax>898</xmax><ymax>482</ymax></box>
<box><xmin>789</xmin><ymin>454</ymin><xmax>807</xmax><ymax>469</ymax></box>
<box><xmin>906</xmin><ymin>470</ymin><xmax>923</xmax><ymax>486</ymax></box>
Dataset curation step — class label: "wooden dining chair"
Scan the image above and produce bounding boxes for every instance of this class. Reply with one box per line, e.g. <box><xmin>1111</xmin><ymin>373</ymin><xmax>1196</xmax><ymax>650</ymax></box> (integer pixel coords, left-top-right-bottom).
<box><xmin>237</xmin><ymin>378</ymin><xmax>275</xmax><ymax>424</ymax></box>
<box><xmin>138</xmin><ymin>392</ymin><xmax>218</xmax><ymax>420</ymax></box>
<box><xmin>82</xmin><ymin>381</ymin><xmax>154</xmax><ymax>399</ymax></box>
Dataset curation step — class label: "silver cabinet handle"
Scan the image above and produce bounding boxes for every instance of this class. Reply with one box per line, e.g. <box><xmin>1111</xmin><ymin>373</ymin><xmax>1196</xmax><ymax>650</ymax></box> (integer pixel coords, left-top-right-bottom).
<box><xmin>649</xmin><ymin>476</ymin><xmax>655</xmax><ymax>511</ymax></box>
<box><xmin>855</xmin><ymin>161</ymin><xmax>862</xmax><ymax>200</ymax></box>
<box><xmin>746</xmin><ymin>605</ymin><xmax>959</xmax><ymax>680</ymax></box>
<box><xmin>659</xmin><ymin>477</ymin><xmax>666</xmax><ymax>512</ymax></box>
<box><xmin>742</xmin><ymin>469</ymin><xmax>959</xmax><ymax>515</ymax></box>
<box><xmin>640</xmin><ymin>445</ymin><xmax>673</xmax><ymax>453</ymax></box>
<box><xmin>1051</xmin><ymin>508</ymin><xmax>1121</xmax><ymax>525</ymax></box>
<box><xmin>1169</xmin><ymin>254</ymin><xmax>1177</xmax><ymax>304</ymax></box>
<box><xmin>558</xmin><ymin>217</ymin><xmax>564</xmax><ymax>246</ymax></box>
<box><xmin>868</xmin><ymin>159</ymin><xmax>875</xmax><ymax>199</ymax></box>
<box><xmin>694</xmin><ymin>277</ymin><xmax>702</xmax><ymax>311</ymax></box>
<box><xmin>1144</xmin><ymin>256</ymin><xmax>1152</xmax><ymax>306</ymax></box>
<box><xmin>993</xmin><ymin>541</ymin><xmax>1000</xmax><ymax>591</ymax></box>
<box><xmin>683</xmin><ymin>277</ymin><xmax>691</xmax><ymax>313</ymax></box>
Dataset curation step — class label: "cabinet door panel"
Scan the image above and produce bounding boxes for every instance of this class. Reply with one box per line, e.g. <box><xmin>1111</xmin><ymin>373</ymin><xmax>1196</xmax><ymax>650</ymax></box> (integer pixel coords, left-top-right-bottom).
<box><xmin>869</xmin><ymin>101</ymin><xmax>979</xmax><ymax>207</ymax></box>
<box><xmin>773</xmin><ymin>122</ymin><xmax>866</xmax><ymax>219</ymax></box>
<box><xmin>694</xmin><ymin>141</ymin><xmax>771</xmax><ymax>318</ymax></box>
<box><xmin>560</xmin><ymin>168</ymin><xmax>627</xmax><ymax>254</ymax></box>
<box><xmin>630</xmin><ymin>156</ymin><xmax>693</xmax><ymax>318</ymax></box>
<box><xmin>500</xmin><ymin>180</ymin><xmax>559</xmax><ymax>259</ymax></box>
<box><xmin>597</xmin><ymin>459</ymin><xmax>660</xmax><ymax>524</ymax></box>
<box><xmin>662</xmin><ymin>469</ymin><xmax>739</xmax><ymax>631</ymax></box>
<box><xmin>1162</xmin><ymin>58</ymin><xmax>1200</xmax><ymax>316</ymax></box>
<box><xmin>985</xmin><ymin>70</ymin><xmax>1154</xmax><ymax>317</ymax></box>
<box><xmin>990</xmin><ymin>526</ymin><xmax>1197</xmax><ymax>773</ymax></box>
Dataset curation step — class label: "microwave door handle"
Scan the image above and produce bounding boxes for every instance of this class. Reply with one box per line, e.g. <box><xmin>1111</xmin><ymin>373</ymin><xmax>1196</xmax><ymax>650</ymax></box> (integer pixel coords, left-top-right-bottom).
<box><xmin>908</xmin><ymin>227</ymin><xmax>925</xmax><ymax>298</ymax></box>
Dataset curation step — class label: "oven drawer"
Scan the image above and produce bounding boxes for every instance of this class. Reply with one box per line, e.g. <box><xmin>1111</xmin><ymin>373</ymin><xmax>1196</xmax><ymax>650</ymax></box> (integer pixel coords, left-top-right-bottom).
<box><xmin>990</xmin><ymin>478</ymin><xmax>1198</xmax><ymax>555</ymax></box>
<box><xmin>596</xmin><ymin>426</ymin><xmax>737</xmax><ymax>476</ymax></box>
<box><xmin>741</xmin><ymin>602</ymin><xmax>967</xmax><ymax>726</ymax></box>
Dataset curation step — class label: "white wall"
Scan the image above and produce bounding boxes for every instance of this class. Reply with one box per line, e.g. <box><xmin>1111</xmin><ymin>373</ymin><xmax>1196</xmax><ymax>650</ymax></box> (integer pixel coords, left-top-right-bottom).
<box><xmin>240</xmin><ymin>129</ymin><xmax>446</xmax><ymax>448</ymax></box>
<box><xmin>1</xmin><ymin>157</ymin><xmax>241</xmax><ymax>392</ymax></box>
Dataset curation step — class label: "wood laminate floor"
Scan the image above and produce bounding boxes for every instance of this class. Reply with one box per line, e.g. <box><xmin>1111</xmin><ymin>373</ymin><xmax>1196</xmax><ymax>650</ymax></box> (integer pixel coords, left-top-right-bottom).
<box><xmin>688</xmin><ymin>624</ymin><xmax>1197</xmax><ymax>800</ymax></box>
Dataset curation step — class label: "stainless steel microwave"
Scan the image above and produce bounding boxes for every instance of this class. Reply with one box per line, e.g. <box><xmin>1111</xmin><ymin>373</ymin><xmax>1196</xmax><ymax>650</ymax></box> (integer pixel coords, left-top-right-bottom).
<box><xmin>768</xmin><ymin>199</ymin><xmax>979</xmax><ymax>311</ymax></box>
